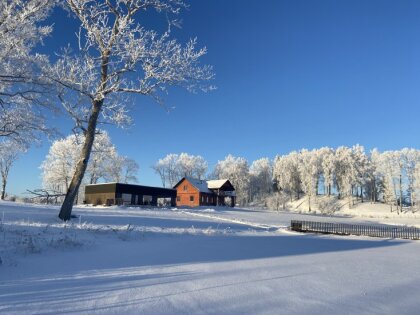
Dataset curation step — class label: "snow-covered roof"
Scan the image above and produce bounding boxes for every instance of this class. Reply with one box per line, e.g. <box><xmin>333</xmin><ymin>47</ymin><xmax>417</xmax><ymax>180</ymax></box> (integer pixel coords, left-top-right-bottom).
<box><xmin>207</xmin><ymin>179</ymin><xmax>230</xmax><ymax>190</ymax></box>
<box><xmin>184</xmin><ymin>177</ymin><xmax>212</xmax><ymax>193</ymax></box>
<box><xmin>175</xmin><ymin>177</ymin><xmax>235</xmax><ymax>193</ymax></box>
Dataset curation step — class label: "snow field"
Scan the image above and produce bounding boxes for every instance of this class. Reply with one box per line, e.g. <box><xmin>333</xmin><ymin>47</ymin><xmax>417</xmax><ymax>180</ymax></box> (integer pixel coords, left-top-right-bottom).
<box><xmin>1</xmin><ymin>201</ymin><xmax>420</xmax><ymax>314</ymax></box>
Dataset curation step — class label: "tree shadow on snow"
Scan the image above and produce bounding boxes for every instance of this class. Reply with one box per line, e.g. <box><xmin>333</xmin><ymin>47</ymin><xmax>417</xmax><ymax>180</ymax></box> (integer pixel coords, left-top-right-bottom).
<box><xmin>0</xmin><ymin>233</ymin><xmax>408</xmax><ymax>314</ymax></box>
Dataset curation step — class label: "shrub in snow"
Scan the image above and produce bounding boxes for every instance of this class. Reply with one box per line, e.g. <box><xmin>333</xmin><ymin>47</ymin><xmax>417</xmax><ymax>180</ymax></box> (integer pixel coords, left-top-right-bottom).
<box><xmin>317</xmin><ymin>198</ymin><xmax>342</xmax><ymax>215</ymax></box>
<box><xmin>266</xmin><ymin>192</ymin><xmax>288</xmax><ymax>211</ymax></box>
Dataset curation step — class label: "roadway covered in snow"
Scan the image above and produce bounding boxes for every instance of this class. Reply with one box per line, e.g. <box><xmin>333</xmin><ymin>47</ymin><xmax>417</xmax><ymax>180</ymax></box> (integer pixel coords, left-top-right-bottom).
<box><xmin>1</xmin><ymin>201</ymin><xmax>419</xmax><ymax>314</ymax></box>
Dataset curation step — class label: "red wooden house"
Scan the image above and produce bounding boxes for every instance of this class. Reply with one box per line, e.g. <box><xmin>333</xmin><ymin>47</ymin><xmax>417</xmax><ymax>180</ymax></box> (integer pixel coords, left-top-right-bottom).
<box><xmin>173</xmin><ymin>177</ymin><xmax>236</xmax><ymax>207</ymax></box>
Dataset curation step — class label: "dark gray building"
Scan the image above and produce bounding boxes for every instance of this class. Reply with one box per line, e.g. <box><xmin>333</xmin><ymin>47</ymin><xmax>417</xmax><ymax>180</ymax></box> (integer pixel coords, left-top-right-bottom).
<box><xmin>85</xmin><ymin>183</ymin><xmax>176</xmax><ymax>206</ymax></box>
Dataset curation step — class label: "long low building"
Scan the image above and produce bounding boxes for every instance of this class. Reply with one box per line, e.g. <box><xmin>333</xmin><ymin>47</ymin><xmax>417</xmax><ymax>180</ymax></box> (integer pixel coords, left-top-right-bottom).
<box><xmin>85</xmin><ymin>183</ymin><xmax>177</xmax><ymax>206</ymax></box>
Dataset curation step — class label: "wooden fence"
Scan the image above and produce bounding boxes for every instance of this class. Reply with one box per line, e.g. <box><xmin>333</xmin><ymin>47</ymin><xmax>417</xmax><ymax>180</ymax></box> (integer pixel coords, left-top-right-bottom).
<box><xmin>290</xmin><ymin>220</ymin><xmax>420</xmax><ymax>240</ymax></box>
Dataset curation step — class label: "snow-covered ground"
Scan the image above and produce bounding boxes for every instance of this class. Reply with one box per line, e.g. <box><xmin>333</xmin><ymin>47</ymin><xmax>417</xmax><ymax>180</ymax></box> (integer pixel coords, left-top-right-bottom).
<box><xmin>267</xmin><ymin>196</ymin><xmax>420</xmax><ymax>228</ymax></box>
<box><xmin>1</xmin><ymin>201</ymin><xmax>420</xmax><ymax>314</ymax></box>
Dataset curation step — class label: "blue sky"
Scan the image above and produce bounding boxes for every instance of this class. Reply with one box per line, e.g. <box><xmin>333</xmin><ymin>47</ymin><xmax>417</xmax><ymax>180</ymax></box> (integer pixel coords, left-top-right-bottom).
<box><xmin>8</xmin><ymin>0</ymin><xmax>420</xmax><ymax>195</ymax></box>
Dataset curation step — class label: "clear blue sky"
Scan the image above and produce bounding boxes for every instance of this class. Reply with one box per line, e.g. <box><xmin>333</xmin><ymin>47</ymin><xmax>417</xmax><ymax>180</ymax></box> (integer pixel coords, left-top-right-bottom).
<box><xmin>8</xmin><ymin>0</ymin><xmax>420</xmax><ymax>195</ymax></box>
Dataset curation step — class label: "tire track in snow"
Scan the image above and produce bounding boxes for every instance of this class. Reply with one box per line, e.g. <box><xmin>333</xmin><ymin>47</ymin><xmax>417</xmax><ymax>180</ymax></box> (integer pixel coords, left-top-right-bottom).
<box><xmin>178</xmin><ymin>210</ymin><xmax>288</xmax><ymax>232</ymax></box>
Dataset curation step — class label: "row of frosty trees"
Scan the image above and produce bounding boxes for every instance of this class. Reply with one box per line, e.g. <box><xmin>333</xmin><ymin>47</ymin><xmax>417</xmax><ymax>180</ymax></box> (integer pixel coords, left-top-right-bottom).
<box><xmin>153</xmin><ymin>146</ymin><xmax>420</xmax><ymax>213</ymax></box>
<box><xmin>0</xmin><ymin>0</ymin><xmax>214</xmax><ymax>220</ymax></box>
<box><xmin>272</xmin><ymin>146</ymin><xmax>420</xmax><ymax>213</ymax></box>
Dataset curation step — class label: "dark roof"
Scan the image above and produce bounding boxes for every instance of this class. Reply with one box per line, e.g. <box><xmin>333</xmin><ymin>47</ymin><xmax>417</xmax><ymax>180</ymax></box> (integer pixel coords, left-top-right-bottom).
<box><xmin>85</xmin><ymin>182</ymin><xmax>176</xmax><ymax>197</ymax></box>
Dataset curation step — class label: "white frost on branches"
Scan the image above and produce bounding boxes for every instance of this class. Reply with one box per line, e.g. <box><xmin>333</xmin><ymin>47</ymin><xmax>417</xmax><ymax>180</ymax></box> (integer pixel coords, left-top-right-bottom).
<box><xmin>153</xmin><ymin>153</ymin><xmax>208</xmax><ymax>187</ymax></box>
<box><xmin>0</xmin><ymin>0</ymin><xmax>54</xmax><ymax>143</ymax></box>
<box><xmin>47</xmin><ymin>0</ymin><xmax>214</xmax><ymax>219</ymax></box>
<box><xmin>272</xmin><ymin>146</ymin><xmax>420</xmax><ymax>212</ymax></box>
<box><xmin>0</xmin><ymin>140</ymin><xmax>26</xmax><ymax>200</ymax></box>
<box><xmin>48</xmin><ymin>0</ymin><xmax>214</xmax><ymax>131</ymax></box>
<box><xmin>249</xmin><ymin>158</ymin><xmax>273</xmax><ymax>200</ymax></box>
<box><xmin>40</xmin><ymin>131</ymin><xmax>139</xmax><ymax>194</ymax></box>
<box><xmin>214</xmin><ymin>155</ymin><xmax>250</xmax><ymax>206</ymax></box>
<box><xmin>273</xmin><ymin>151</ymin><xmax>301</xmax><ymax>202</ymax></box>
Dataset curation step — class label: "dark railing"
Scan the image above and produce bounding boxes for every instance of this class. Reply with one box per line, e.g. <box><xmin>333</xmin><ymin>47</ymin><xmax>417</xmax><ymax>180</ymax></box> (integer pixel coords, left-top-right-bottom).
<box><xmin>290</xmin><ymin>220</ymin><xmax>420</xmax><ymax>240</ymax></box>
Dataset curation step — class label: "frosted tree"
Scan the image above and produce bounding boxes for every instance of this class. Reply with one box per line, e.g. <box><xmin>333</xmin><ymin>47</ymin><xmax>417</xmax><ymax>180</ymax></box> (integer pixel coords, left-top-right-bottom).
<box><xmin>266</xmin><ymin>191</ymin><xmax>289</xmax><ymax>211</ymax></box>
<box><xmin>319</xmin><ymin>147</ymin><xmax>335</xmax><ymax>196</ymax></box>
<box><xmin>0</xmin><ymin>0</ymin><xmax>54</xmax><ymax>143</ymax></box>
<box><xmin>413</xmin><ymin>164</ymin><xmax>420</xmax><ymax>211</ymax></box>
<box><xmin>41</xmin><ymin>131</ymin><xmax>137</xmax><ymax>196</ymax></box>
<box><xmin>0</xmin><ymin>107</ymin><xmax>50</xmax><ymax>145</ymax></box>
<box><xmin>273</xmin><ymin>152</ymin><xmax>301</xmax><ymax>201</ymax></box>
<box><xmin>368</xmin><ymin>149</ymin><xmax>384</xmax><ymax>203</ymax></box>
<box><xmin>176</xmin><ymin>153</ymin><xmax>195</xmax><ymax>178</ymax></box>
<box><xmin>86</xmin><ymin>132</ymin><xmax>119</xmax><ymax>184</ymax></box>
<box><xmin>401</xmin><ymin>148</ymin><xmax>420</xmax><ymax>209</ymax></box>
<box><xmin>105</xmin><ymin>156</ymin><xmax>139</xmax><ymax>183</ymax></box>
<box><xmin>351</xmin><ymin>144</ymin><xmax>370</xmax><ymax>203</ymax></box>
<box><xmin>214</xmin><ymin>155</ymin><xmax>250</xmax><ymax>206</ymax></box>
<box><xmin>153</xmin><ymin>153</ymin><xmax>179</xmax><ymax>188</ymax></box>
<box><xmin>0</xmin><ymin>141</ymin><xmax>25</xmax><ymax>200</ymax></box>
<box><xmin>383</xmin><ymin>173</ymin><xmax>396</xmax><ymax>211</ymax></box>
<box><xmin>41</xmin><ymin>135</ymin><xmax>81</xmax><ymax>193</ymax></box>
<box><xmin>48</xmin><ymin>0</ymin><xmax>214</xmax><ymax>220</ymax></box>
<box><xmin>269</xmin><ymin>146</ymin><xmax>420</xmax><ymax>212</ymax></box>
<box><xmin>153</xmin><ymin>158</ymin><xmax>168</xmax><ymax>188</ymax></box>
<box><xmin>298</xmin><ymin>149</ymin><xmax>321</xmax><ymax>211</ymax></box>
<box><xmin>153</xmin><ymin>153</ymin><xmax>208</xmax><ymax>187</ymax></box>
<box><xmin>273</xmin><ymin>155</ymin><xmax>291</xmax><ymax>200</ymax></box>
<box><xmin>376</xmin><ymin>151</ymin><xmax>399</xmax><ymax>212</ymax></box>
<box><xmin>249</xmin><ymin>158</ymin><xmax>272</xmax><ymax>201</ymax></box>
<box><xmin>120</xmin><ymin>158</ymin><xmax>140</xmax><ymax>183</ymax></box>
<box><xmin>176</xmin><ymin>153</ymin><xmax>208</xmax><ymax>179</ymax></box>
<box><xmin>334</xmin><ymin>146</ymin><xmax>359</xmax><ymax>207</ymax></box>
<box><xmin>393</xmin><ymin>150</ymin><xmax>405</xmax><ymax>213</ymax></box>
<box><xmin>191</xmin><ymin>155</ymin><xmax>208</xmax><ymax>180</ymax></box>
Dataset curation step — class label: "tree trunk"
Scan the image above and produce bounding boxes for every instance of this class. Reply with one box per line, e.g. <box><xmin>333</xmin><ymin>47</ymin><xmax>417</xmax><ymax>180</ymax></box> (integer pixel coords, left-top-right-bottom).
<box><xmin>58</xmin><ymin>101</ymin><xmax>102</xmax><ymax>221</ymax></box>
<box><xmin>370</xmin><ymin>180</ymin><xmax>376</xmax><ymax>203</ymax></box>
<box><xmin>1</xmin><ymin>180</ymin><xmax>6</xmax><ymax>200</ymax></box>
<box><xmin>371</xmin><ymin>179</ymin><xmax>376</xmax><ymax>203</ymax></box>
<box><xmin>308</xmin><ymin>195</ymin><xmax>311</xmax><ymax>212</ymax></box>
<box><xmin>399</xmin><ymin>174</ymin><xmax>403</xmax><ymax>214</ymax></box>
<box><xmin>411</xmin><ymin>191</ymin><xmax>415</xmax><ymax>213</ymax></box>
<box><xmin>374</xmin><ymin>179</ymin><xmax>378</xmax><ymax>202</ymax></box>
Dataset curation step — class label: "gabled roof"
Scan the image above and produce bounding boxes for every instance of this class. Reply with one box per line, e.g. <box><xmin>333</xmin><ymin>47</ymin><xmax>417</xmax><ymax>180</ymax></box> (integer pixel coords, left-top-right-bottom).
<box><xmin>174</xmin><ymin>177</ymin><xmax>235</xmax><ymax>193</ymax></box>
<box><xmin>173</xmin><ymin>177</ymin><xmax>212</xmax><ymax>193</ymax></box>
<box><xmin>207</xmin><ymin>179</ymin><xmax>235</xmax><ymax>191</ymax></box>
<box><xmin>207</xmin><ymin>179</ymin><xmax>229</xmax><ymax>189</ymax></box>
